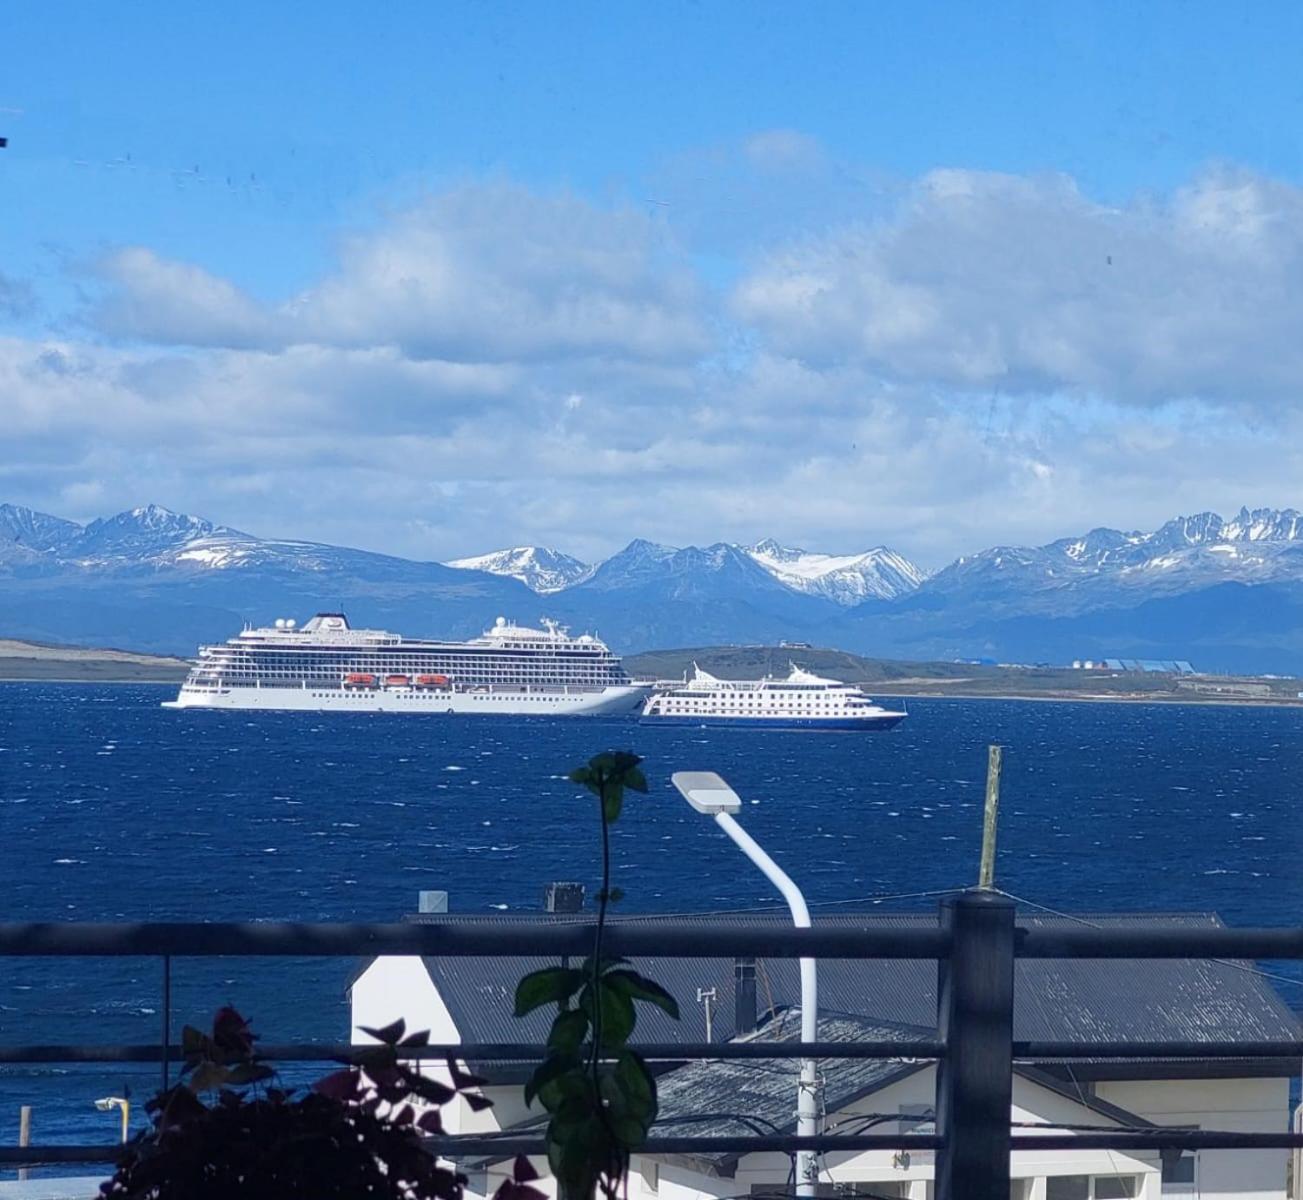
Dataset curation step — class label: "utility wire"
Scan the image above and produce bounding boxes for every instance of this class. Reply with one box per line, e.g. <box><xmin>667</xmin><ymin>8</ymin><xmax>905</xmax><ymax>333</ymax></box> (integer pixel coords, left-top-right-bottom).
<box><xmin>993</xmin><ymin>887</ymin><xmax>1303</xmax><ymax>990</ymax></box>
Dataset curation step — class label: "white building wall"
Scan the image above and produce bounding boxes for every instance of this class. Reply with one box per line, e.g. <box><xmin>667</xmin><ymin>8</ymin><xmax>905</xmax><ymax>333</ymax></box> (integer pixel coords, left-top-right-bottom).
<box><xmin>1098</xmin><ymin>1077</ymin><xmax>1290</xmax><ymax>1200</ymax></box>
<box><xmin>350</xmin><ymin>955</ymin><xmax>505</xmax><ymax>1138</ymax></box>
<box><xmin>350</xmin><ymin>959</ymin><xmax>1292</xmax><ymax>1200</ymax></box>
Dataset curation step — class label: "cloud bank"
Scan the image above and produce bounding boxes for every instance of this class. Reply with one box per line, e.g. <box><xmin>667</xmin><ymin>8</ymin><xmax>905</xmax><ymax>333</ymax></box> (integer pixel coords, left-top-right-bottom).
<box><xmin>6</xmin><ymin>154</ymin><xmax>1303</xmax><ymax>566</ymax></box>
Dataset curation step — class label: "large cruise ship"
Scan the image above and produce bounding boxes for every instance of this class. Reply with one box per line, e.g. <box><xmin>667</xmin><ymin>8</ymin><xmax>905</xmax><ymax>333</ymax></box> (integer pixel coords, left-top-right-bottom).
<box><xmin>641</xmin><ymin>664</ymin><xmax>907</xmax><ymax>730</ymax></box>
<box><xmin>164</xmin><ymin>613</ymin><xmax>650</xmax><ymax>716</ymax></box>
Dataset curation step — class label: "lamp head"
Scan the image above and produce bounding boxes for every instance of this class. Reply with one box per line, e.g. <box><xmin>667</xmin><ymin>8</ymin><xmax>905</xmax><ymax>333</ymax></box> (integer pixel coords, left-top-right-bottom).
<box><xmin>671</xmin><ymin>771</ymin><xmax>742</xmax><ymax>815</ymax></box>
<box><xmin>94</xmin><ymin>1098</ymin><xmax>116</xmax><ymax>1111</ymax></box>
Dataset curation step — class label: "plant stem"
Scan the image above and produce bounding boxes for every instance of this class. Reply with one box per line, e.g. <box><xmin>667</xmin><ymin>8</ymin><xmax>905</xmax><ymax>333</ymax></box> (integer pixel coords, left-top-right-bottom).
<box><xmin>588</xmin><ymin>773</ymin><xmax>612</xmax><ymax>1081</ymax></box>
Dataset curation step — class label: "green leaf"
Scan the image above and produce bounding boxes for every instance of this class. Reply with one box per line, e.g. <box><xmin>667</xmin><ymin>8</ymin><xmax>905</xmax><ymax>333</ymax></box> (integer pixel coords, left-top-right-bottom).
<box><xmin>613</xmin><ymin>1114</ymin><xmax>650</xmax><ymax>1147</ymax></box>
<box><xmin>623</xmin><ymin>766</ymin><xmax>648</xmax><ymax>794</ymax></box>
<box><xmin>547</xmin><ymin>1007</ymin><xmax>590</xmax><ymax>1053</ymax></box>
<box><xmin>567</xmin><ymin>766</ymin><xmax>598</xmax><ymax>794</ymax></box>
<box><xmin>614</xmin><ymin>1049</ymin><xmax>656</xmax><ymax>1115</ymax></box>
<box><xmin>523</xmin><ymin>1050</ymin><xmax>582</xmax><ymax>1108</ymax></box>
<box><xmin>514</xmin><ymin>967</ymin><xmax>584</xmax><ymax>1017</ymax></box>
<box><xmin>537</xmin><ymin>1065</ymin><xmax>589</xmax><ymax>1112</ymax></box>
<box><xmin>602</xmin><ymin>970</ymin><xmax>681</xmax><ymax>1019</ymax></box>
<box><xmin>594</xmin><ymin>981</ymin><xmax>636</xmax><ymax>1048</ymax></box>
<box><xmin>602</xmin><ymin>787</ymin><xmax>623</xmax><ymax>824</ymax></box>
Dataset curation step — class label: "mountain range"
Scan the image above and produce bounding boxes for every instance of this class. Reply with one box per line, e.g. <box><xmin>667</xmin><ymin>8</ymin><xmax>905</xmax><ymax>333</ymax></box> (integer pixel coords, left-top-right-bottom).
<box><xmin>4</xmin><ymin>501</ymin><xmax>1303</xmax><ymax>673</ymax></box>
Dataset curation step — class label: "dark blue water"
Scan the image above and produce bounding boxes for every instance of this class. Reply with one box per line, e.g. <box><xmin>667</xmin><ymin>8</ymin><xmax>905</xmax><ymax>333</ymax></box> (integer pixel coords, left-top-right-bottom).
<box><xmin>0</xmin><ymin>683</ymin><xmax>1299</xmax><ymax>1148</ymax></box>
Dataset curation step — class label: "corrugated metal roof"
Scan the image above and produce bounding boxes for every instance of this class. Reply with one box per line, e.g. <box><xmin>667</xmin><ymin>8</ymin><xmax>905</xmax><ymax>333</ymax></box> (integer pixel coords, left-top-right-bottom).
<box><xmin>652</xmin><ymin>1011</ymin><xmax>925</xmax><ymax>1147</ymax></box>
<box><xmin>404</xmin><ymin>911</ymin><xmax>1300</xmax><ymax>1051</ymax></box>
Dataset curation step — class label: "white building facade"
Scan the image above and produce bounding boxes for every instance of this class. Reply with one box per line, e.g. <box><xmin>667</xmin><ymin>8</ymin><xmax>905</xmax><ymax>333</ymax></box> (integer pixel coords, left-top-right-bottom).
<box><xmin>349</xmin><ymin>910</ymin><xmax>1300</xmax><ymax>1200</ymax></box>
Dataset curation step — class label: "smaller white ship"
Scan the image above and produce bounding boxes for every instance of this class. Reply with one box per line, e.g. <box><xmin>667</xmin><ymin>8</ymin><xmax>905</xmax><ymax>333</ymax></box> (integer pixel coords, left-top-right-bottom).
<box><xmin>640</xmin><ymin>664</ymin><xmax>907</xmax><ymax>731</ymax></box>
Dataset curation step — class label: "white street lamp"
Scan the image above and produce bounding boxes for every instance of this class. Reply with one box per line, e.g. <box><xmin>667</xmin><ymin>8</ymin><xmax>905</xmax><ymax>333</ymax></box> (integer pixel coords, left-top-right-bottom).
<box><xmin>94</xmin><ymin>1095</ymin><xmax>130</xmax><ymax>1143</ymax></box>
<box><xmin>671</xmin><ymin>771</ymin><xmax>820</xmax><ymax>1197</ymax></box>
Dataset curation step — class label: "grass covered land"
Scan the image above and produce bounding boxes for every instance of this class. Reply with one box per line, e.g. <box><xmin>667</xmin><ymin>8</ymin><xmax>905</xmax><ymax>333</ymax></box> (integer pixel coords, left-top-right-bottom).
<box><xmin>0</xmin><ymin>639</ymin><xmax>190</xmax><ymax>682</ymax></box>
<box><xmin>626</xmin><ymin>645</ymin><xmax>1303</xmax><ymax>705</ymax></box>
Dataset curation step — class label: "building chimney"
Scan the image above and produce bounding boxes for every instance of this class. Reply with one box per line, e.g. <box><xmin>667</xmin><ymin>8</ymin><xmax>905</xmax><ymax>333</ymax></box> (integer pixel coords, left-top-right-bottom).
<box><xmin>418</xmin><ymin>890</ymin><xmax>449</xmax><ymax>914</ymax></box>
<box><xmin>735</xmin><ymin>957</ymin><xmax>757</xmax><ymax>1035</ymax></box>
<box><xmin>544</xmin><ymin>882</ymin><xmax>585</xmax><ymax>913</ymax></box>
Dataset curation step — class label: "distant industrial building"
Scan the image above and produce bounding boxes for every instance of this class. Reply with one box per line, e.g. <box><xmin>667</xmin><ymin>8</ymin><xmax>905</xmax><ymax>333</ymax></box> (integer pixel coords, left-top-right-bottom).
<box><xmin>1072</xmin><ymin>658</ymin><xmax>1196</xmax><ymax>674</ymax></box>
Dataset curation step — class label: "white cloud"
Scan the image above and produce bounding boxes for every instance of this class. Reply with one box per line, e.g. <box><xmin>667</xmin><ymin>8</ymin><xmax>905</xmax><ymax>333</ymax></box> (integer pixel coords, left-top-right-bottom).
<box><xmin>733</xmin><ymin>165</ymin><xmax>1303</xmax><ymax>407</ymax></box>
<box><xmin>92</xmin><ymin>249</ymin><xmax>271</xmax><ymax>348</ymax></box>
<box><xmin>87</xmin><ymin>183</ymin><xmax>713</xmax><ymax>365</ymax></box>
<box><xmin>7</xmin><ymin>160</ymin><xmax>1303</xmax><ymax>567</ymax></box>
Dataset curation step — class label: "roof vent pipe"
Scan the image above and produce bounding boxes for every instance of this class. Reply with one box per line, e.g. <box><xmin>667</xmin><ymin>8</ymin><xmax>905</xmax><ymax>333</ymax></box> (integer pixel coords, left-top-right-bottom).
<box><xmin>735</xmin><ymin>957</ymin><xmax>757</xmax><ymax>1035</ymax></box>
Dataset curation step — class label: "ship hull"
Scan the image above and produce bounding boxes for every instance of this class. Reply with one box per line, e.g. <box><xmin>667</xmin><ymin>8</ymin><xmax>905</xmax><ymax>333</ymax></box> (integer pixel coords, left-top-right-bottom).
<box><xmin>163</xmin><ymin>684</ymin><xmax>650</xmax><ymax>716</ymax></box>
<box><xmin>639</xmin><ymin>713</ymin><xmax>906</xmax><ymax>731</ymax></box>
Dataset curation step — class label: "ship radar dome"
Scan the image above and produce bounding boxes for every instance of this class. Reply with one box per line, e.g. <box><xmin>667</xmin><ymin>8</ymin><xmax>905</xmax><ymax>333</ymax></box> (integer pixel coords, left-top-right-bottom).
<box><xmin>285</xmin><ymin>619</ymin><xmax>296</xmax><ymax>629</ymax></box>
<box><xmin>495</xmin><ymin>616</ymin><xmax>506</xmax><ymax>627</ymax></box>
<box><xmin>274</xmin><ymin>618</ymin><xmax>286</xmax><ymax>629</ymax></box>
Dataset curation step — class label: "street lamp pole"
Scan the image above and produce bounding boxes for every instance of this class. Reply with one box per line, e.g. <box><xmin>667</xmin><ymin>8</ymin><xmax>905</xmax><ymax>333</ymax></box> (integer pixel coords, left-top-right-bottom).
<box><xmin>671</xmin><ymin>772</ymin><xmax>820</xmax><ymax>1197</ymax></box>
<box><xmin>94</xmin><ymin>1095</ymin><xmax>130</xmax><ymax>1143</ymax></box>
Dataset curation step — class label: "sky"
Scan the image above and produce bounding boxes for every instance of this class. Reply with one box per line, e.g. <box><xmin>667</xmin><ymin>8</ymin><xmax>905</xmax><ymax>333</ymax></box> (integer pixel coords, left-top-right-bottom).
<box><xmin>5</xmin><ymin>1</ymin><xmax>1303</xmax><ymax>568</ymax></box>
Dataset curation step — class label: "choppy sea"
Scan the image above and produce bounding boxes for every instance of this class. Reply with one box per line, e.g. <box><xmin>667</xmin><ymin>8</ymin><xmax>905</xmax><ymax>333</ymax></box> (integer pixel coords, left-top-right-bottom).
<box><xmin>0</xmin><ymin>682</ymin><xmax>1299</xmax><ymax>1148</ymax></box>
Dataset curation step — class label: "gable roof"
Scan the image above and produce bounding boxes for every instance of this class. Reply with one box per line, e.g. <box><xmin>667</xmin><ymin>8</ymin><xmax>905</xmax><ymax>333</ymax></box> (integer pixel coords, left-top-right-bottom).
<box><xmin>394</xmin><ymin>910</ymin><xmax>1299</xmax><ymax>1057</ymax></box>
<box><xmin>466</xmin><ymin>1009</ymin><xmax>1163</xmax><ymax>1170</ymax></box>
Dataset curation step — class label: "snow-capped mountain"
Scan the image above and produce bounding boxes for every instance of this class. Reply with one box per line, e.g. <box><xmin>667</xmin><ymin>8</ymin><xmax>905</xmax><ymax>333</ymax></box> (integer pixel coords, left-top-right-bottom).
<box><xmin>0</xmin><ymin>503</ymin><xmax>83</xmax><ymax>564</ymax></box>
<box><xmin>444</xmin><ymin>536</ymin><xmax>927</xmax><ymax>603</ymax></box>
<box><xmin>923</xmin><ymin>507</ymin><xmax>1303</xmax><ymax>611</ymax></box>
<box><xmin>445</xmin><ymin>546</ymin><xmax>592</xmax><ymax>593</ymax></box>
<box><xmin>71</xmin><ymin>504</ymin><xmax>237</xmax><ymax>565</ymax></box>
<box><xmin>11</xmin><ymin>500</ymin><xmax>1303</xmax><ymax>671</ymax></box>
<box><xmin>746</xmin><ymin>538</ymin><xmax>925</xmax><ymax>604</ymax></box>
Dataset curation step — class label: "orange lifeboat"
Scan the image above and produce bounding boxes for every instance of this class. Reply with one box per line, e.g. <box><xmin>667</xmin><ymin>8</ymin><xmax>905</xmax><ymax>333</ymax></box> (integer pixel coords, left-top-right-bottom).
<box><xmin>416</xmin><ymin>673</ymin><xmax>450</xmax><ymax>688</ymax></box>
<box><xmin>385</xmin><ymin>674</ymin><xmax>411</xmax><ymax>687</ymax></box>
<box><xmin>344</xmin><ymin>673</ymin><xmax>376</xmax><ymax>689</ymax></box>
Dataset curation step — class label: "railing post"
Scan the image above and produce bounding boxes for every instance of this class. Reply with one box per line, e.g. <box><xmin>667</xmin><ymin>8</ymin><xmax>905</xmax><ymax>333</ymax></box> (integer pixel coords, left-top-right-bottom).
<box><xmin>935</xmin><ymin>890</ymin><xmax>1015</xmax><ymax>1200</ymax></box>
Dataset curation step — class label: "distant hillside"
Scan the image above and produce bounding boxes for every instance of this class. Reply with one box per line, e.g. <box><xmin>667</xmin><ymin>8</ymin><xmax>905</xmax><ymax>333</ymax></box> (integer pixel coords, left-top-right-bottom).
<box><xmin>625</xmin><ymin>645</ymin><xmax>1303</xmax><ymax>704</ymax></box>
<box><xmin>0</xmin><ymin>639</ymin><xmax>189</xmax><ymax>682</ymax></box>
<box><xmin>626</xmin><ymin>644</ymin><xmax>978</xmax><ymax>684</ymax></box>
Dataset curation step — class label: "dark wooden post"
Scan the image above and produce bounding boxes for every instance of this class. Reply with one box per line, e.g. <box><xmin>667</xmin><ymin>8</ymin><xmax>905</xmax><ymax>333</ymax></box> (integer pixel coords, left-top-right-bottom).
<box><xmin>935</xmin><ymin>890</ymin><xmax>1016</xmax><ymax>1200</ymax></box>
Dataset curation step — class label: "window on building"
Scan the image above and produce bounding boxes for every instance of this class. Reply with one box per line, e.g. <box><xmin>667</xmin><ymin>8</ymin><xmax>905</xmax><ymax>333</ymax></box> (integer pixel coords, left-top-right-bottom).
<box><xmin>1045</xmin><ymin>1178</ymin><xmax>1089</xmax><ymax>1200</ymax></box>
<box><xmin>1161</xmin><ymin>1151</ymin><xmax>1196</xmax><ymax>1193</ymax></box>
<box><xmin>1094</xmin><ymin>1178</ymin><xmax>1138</xmax><ymax>1199</ymax></box>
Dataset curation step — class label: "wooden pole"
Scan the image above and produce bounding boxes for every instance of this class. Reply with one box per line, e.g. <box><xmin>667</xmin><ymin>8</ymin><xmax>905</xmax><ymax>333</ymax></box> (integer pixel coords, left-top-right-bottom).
<box><xmin>18</xmin><ymin>1105</ymin><xmax>31</xmax><ymax>1181</ymax></box>
<box><xmin>978</xmin><ymin>745</ymin><xmax>1003</xmax><ymax>890</ymax></box>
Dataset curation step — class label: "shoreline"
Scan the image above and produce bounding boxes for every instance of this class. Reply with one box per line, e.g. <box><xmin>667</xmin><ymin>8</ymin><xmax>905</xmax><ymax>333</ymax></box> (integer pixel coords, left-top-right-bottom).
<box><xmin>871</xmin><ymin>689</ymin><xmax>1303</xmax><ymax>709</ymax></box>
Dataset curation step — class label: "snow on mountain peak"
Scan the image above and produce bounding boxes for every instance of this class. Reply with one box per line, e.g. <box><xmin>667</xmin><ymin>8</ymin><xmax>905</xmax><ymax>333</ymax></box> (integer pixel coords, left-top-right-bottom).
<box><xmin>445</xmin><ymin>546</ymin><xmax>593</xmax><ymax>593</ymax></box>
<box><xmin>746</xmin><ymin>539</ymin><xmax>925</xmax><ymax>604</ymax></box>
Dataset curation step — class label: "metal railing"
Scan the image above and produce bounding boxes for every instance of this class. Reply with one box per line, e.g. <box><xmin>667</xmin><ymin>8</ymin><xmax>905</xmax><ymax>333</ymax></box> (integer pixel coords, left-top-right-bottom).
<box><xmin>0</xmin><ymin>892</ymin><xmax>1299</xmax><ymax>1199</ymax></box>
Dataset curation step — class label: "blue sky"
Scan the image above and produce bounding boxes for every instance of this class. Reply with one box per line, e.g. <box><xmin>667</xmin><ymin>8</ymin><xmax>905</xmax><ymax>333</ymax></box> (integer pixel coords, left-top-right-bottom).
<box><xmin>5</xmin><ymin>1</ymin><xmax>1303</xmax><ymax>565</ymax></box>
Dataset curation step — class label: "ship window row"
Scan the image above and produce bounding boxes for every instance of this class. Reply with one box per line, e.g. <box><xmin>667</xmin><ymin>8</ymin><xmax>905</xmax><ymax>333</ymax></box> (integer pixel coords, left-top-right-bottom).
<box><xmin>659</xmin><ymin>699</ymin><xmax>844</xmax><ymax>709</ymax></box>
<box><xmin>204</xmin><ymin>657</ymin><xmax>618</xmax><ymax>675</ymax></box>
<box><xmin>218</xmin><ymin>648</ymin><xmax>609</xmax><ymax>662</ymax></box>
<box><xmin>204</xmin><ymin>667</ymin><xmax>620</xmax><ymax>677</ymax></box>
<box><xmin>200</xmin><ymin>663</ymin><xmax>619</xmax><ymax>679</ymax></box>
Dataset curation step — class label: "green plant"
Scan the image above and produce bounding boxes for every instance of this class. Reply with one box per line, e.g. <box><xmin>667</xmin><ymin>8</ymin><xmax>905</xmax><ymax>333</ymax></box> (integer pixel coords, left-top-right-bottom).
<box><xmin>515</xmin><ymin>751</ymin><xmax>680</xmax><ymax>1200</ymax></box>
<box><xmin>100</xmin><ymin>1007</ymin><xmax>486</xmax><ymax>1200</ymax></box>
